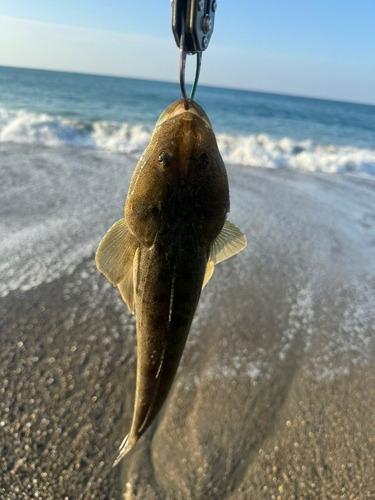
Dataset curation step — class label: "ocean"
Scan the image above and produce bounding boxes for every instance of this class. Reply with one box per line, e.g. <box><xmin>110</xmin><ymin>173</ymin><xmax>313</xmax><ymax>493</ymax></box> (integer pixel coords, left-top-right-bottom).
<box><xmin>1</xmin><ymin>65</ymin><xmax>375</xmax><ymax>175</ymax></box>
<box><xmin>1</xmin><ymin>65</ymin><xmax>375</xmax><ymax>498</ymax></box>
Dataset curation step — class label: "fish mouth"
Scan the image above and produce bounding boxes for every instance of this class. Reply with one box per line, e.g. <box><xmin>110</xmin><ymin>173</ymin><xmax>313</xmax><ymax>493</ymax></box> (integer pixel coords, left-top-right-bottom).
<box><xmin>155</xmin><ymin>99</ymin><xmax>212</xmax><ymax>129</ymax></box>
<box><xmin>169</xmin><ymin>101</ymin><xmax>207</xmax><ymax>121</ymax></box>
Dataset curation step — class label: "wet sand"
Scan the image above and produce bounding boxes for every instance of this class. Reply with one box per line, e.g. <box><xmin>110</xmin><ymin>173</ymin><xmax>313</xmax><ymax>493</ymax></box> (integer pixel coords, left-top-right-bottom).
<box><xmin>0</xmin><ymin>257</ymin><xmax>128</xmax><ymax>499</ymax></box>
<box><xmin>1</xmin><ymin>145</ymin><xmax>375</xmax><ymax>499</ymax></box>
<box><xmin>1</xmin><ymin>256</ymin><xmax>374</xmax><ymax>500</ymax></box>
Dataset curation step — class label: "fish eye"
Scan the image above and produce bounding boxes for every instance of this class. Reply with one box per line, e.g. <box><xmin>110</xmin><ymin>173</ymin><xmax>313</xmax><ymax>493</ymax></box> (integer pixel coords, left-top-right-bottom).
<box><xmin>198</xmin><ymin>153</ymin><xmax>209</xmax><ymax>167</ymax></box>
<box><xmin>158</xmin><ymin>152</ymin><xmax>170</xmax><ymax>165</ymax></box>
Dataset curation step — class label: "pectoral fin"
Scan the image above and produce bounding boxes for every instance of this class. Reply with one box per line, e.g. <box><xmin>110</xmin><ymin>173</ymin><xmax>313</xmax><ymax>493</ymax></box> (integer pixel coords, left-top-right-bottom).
<box><xmin>202</xmin><ymin>260</ymin><xmax>214</xmax><ymax>289</ymax></box>
<box><xmin>118</xmin><ymin>265</ymin><xmax>134</xmax><ymax>314</ymax></box>
<box><xmin>202</xmin><ymin>220</ymin><xmax>247</xmax><ymax>289</ymax></box>
<box><xmin>117</xmin><ymin>247</ymin><xmax>140</xmax><ymax>314</ymax></box>
<box><xmin>95</xmin><ymin>218</ymin><xmax>139</xmax><ymax>288</ymax></box>
<box><xmin>211</xmin><ymin>220</ymin><xmax>247</xmax><ymax>264</ymax></box>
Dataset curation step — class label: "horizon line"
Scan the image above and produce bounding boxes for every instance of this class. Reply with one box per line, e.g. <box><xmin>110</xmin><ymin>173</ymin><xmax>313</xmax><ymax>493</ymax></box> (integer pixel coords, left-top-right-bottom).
<box><xmin>1</xmin><ymin>63</ymin><xmax>374</xmax><ymax>108</ymax></box>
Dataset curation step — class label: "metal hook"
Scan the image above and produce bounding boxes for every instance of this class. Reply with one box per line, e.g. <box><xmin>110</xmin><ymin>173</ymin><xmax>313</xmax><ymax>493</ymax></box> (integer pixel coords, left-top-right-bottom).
<box><xmin>179</xmin><ymin>9</ymin><xmax>188</xmax><ymax>110</ymax></box>
<box><xmin>190</xmin><ymin>51</ymin><xmax>202</xmax><ymax>101</ymax></box>
<box><xmin>179</xmin><ymin>9</ymin><xmax>202</xmax><ymax>108</ymax></box>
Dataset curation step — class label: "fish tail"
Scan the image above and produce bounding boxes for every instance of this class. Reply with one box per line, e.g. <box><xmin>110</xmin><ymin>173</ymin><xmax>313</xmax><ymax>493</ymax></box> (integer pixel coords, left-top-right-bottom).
<box><xmin>113</xmin><ymin>433</ymin><xmax>130</xmax><ymax>467</ymax></box>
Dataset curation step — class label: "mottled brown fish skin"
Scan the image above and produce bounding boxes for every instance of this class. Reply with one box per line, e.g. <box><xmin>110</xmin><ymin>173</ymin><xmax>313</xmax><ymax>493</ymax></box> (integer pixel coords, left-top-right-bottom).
<box><xmin>123</xmin><ymin>99</ymin><xmax>229</xmax><ymax>453</ymax></box>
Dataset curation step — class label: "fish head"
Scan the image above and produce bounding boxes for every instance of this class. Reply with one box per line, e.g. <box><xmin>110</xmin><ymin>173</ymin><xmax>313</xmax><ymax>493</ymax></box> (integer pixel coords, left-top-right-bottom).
<box><xmin>125</xmin><ymin>99</ymin><xmax>229</xmax><ymax>248</ymax></box>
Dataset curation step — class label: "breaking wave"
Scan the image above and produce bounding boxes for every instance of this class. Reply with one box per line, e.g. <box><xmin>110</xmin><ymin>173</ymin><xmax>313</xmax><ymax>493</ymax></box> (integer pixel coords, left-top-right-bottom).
<box><xmin>1</xmin><ymin>107</ymin><xmax>375</xmax><ymax>176</ymax></box>
<box><xmin>217</xmin><ymin>134</ymin><xmax>375</xmax><ymax>176</ymax></box>
<box><xmin>0</xmin><ymin>108</ymin><xmax>151</xmax><ymax>154</ymax></box>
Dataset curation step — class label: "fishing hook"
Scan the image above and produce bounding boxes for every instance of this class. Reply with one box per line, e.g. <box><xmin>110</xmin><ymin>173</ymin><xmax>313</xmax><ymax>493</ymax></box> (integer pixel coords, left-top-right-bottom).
<box><xmin>179</xmin><ymin>9</ymin><xmax>202</xmax><ymax>108</ymax></box>
<box><xmin>190</xmin><ymin>51</ymin><xmax>202</xmax><ymax>101</ymax></box>
<box><xmin>179</xmin><ymin>12</ymin><xmax>188</xmax><ymax>110</ymax></box>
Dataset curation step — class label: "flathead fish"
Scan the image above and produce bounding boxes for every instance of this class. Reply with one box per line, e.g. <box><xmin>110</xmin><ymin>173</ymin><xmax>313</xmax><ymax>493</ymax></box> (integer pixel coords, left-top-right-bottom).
<box><xmin>96</xmin><ymin>99</ymin><xmax>246</xmax><ymax>465</ymax></box>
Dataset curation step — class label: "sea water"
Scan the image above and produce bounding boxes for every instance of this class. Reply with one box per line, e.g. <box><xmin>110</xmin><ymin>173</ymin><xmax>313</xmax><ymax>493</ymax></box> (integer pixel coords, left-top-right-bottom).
<box><xmin>1</xmin><ymin>65</ymin><xmax>374</xmax><ymax>175</ymax></box>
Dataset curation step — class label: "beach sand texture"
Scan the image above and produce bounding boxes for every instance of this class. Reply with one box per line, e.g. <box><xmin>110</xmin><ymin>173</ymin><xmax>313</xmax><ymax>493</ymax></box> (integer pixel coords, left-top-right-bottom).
<box><xmin>1</xmin><ymin>144</ymin><xmax>375</xmax><ymax>499</ymax></box>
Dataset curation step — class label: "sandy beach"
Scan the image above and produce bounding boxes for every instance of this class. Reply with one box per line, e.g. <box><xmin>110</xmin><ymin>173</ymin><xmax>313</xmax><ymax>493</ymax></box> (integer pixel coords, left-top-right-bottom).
<box><xmin>1</xmin><ymin>143</ymin><xmax>375</xmax><ymax>499</ymax></box>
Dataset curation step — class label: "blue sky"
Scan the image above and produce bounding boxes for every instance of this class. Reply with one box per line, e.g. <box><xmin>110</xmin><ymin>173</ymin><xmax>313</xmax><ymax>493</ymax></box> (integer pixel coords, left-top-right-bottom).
<box><xmin>1</xmin><ymin>0</ymin><xmax>374</xmax><ymax>104</ymax></box>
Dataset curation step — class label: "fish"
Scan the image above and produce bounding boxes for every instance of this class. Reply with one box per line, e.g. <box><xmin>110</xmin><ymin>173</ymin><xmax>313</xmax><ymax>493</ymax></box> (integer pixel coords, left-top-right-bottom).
<box><xmin>95</xmin><ymin>98</ymin><xmax>246</xmax><ymax>466</ymax></box>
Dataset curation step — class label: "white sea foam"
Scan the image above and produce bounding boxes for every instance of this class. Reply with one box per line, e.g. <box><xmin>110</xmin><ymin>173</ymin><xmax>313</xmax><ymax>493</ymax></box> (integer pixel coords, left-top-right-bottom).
<box><xmin>1</xmin><ymin>107</ymin><xmax>375</xmax><ymax>176</ymax></box>
<box><xmin>217</xmin><ymin>133</ymin><xmax>375</xmax><ymax>176</ymax></box>
<box><xmin>0</xmin><ymin>108</ymin><xmax>151</xmax><ymax>154</ymax></box>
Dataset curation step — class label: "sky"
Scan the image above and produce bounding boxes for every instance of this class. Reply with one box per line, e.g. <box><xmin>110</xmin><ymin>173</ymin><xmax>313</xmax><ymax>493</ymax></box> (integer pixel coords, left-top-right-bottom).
<box><xmin>0</xmin><ymin>0</ymin><xmax>374</xmax><ymax>104</ymax></box>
